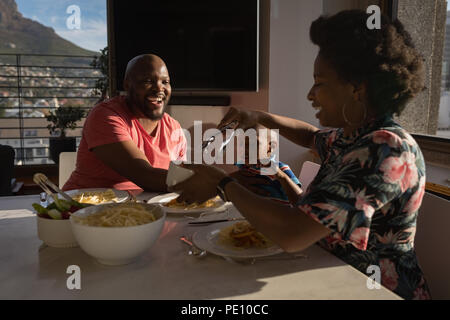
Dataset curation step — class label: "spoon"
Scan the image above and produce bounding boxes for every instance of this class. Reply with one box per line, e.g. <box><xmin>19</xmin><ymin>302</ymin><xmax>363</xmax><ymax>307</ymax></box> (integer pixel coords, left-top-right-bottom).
<box><xmin>179</xmin><ymin>236</ymin><xmax>207</xmax><ymax>258</ymax></box>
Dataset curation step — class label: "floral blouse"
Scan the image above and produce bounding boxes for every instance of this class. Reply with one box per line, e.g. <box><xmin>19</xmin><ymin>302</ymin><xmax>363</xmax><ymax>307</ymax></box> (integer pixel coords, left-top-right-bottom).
<box><xmin>297</xmin><ymin>116</ymin><xmax>431</xmax><ymax>300</ymax></box>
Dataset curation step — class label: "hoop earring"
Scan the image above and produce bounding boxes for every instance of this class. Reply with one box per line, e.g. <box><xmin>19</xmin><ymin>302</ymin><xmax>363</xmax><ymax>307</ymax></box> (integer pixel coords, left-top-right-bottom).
<box><xmin>342</xmin><ymin>102</ymin><xmax>367</xmax><ymax>127</ymax></box>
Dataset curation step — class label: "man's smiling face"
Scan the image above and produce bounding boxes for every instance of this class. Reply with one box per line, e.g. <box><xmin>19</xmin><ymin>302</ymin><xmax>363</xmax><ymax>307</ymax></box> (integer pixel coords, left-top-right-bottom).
<box><xmin>125</xmin><ymin>55</ymin><xmax>172</xmax><ymax>120</ymax></box>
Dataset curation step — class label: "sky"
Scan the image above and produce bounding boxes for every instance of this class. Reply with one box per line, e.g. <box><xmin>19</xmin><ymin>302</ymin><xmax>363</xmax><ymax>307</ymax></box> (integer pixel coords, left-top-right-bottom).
<box><xmin>15</xmin><ymin>0</ymin><xmax>107</xmax><ymax>53</ymax></box>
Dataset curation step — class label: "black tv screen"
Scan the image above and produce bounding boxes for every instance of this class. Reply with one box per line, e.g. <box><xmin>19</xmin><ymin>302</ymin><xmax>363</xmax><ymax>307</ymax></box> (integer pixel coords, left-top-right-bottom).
<box><xmin>111</xmin><ymin>0</ymin><xmax>259</xmax><ymax>92</ymax></box>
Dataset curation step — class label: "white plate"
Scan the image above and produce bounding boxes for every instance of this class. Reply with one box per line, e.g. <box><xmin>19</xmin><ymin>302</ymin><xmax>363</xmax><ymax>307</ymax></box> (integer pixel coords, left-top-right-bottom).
<box><xmin>49</xmin><ymin>188</ymin><xmax>129</xmax><ymax>204</ymax></box>
<box><xmin>147</xmin><ymin>192</ymin><xmax>228</xmax><ymax>215</ymax></box>
<box><xmin>192</xmin><ymin>221</ymin><xmax>283</xmax><ymax>259</ymax></box>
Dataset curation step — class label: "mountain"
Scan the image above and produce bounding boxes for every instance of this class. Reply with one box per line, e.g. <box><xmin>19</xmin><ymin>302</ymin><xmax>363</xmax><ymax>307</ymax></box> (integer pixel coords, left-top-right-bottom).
<box><xmin>0</xmin><ymin>0</ymin><xmax>98</xmax><ymax>60</ymax></box>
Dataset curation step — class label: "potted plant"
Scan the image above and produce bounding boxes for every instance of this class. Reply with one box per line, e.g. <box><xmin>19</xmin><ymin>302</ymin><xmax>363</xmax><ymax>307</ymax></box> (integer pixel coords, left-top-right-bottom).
<box><xmin>46</xmin><ymin>106</ymin><xmax>85</xmax><ymax>164</ymax></box>
<box><xmin>91</xmin><ymin>46</ymin><xmax>110</xmax><ymax>103</ymax></box>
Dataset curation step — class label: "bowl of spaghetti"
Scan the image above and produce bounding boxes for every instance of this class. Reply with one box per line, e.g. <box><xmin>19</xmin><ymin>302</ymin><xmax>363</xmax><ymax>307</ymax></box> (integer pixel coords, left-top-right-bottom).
<box><xmin>70</xmin><ymin>202</ymin><xmax>165</xmax><ymax>265</ymax></box>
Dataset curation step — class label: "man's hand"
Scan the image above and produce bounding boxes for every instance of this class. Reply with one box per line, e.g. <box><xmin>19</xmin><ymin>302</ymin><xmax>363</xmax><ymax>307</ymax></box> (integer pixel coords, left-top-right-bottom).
<box><xmin>170</xmin><ymin>164</ymin><xmax>228</xmax><ymax>204</ymax></box>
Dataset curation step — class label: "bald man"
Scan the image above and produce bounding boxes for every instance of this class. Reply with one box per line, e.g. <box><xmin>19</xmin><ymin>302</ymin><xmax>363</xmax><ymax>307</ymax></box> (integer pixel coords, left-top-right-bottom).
<box><xmin>63</xmin><ymin>54</ymin><xmax>187</xmax><ymax>192</ymax></box>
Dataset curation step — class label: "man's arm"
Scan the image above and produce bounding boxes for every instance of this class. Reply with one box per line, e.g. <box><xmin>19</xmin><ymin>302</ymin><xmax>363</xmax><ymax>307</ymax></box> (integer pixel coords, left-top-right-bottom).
<box><xmin>92</xmin><ymin>140</ymin><xmax>168</xmax><ymax>192</ymax></box>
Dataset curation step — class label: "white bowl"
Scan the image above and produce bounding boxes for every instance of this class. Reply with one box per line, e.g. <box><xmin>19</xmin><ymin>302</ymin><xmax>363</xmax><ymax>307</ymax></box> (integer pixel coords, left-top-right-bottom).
<box><xmin>37</xmin><ymin>216</ymin><xmax>78</xmax><ymax>248</ymax></box>
<box><xmin>70</xmin><ymin>203</ymin><xmax>166</xmax><ymax>266</ymax></box>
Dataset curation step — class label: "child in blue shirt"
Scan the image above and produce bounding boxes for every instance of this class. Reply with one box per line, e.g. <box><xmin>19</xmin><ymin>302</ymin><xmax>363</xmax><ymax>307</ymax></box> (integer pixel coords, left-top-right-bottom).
<box><xmin>229</xmin><ymin>125</ymin><xmax>303</xmax><ymax>205</ymax></box>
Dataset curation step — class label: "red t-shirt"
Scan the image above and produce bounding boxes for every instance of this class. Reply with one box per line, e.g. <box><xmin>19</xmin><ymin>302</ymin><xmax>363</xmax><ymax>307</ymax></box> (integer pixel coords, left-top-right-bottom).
<box><xmin>63</xmin><ymin>96</ymin><xmax>186</xmax><ymax>192</ymax></box>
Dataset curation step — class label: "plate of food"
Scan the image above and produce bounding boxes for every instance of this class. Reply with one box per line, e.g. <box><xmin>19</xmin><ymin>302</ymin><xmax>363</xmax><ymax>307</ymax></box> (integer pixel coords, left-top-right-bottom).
<box><xmin>50</xmin><ymin>188</ymin><xmax>129</xmax><ymax>205</ymax></box>
<box><xmin>147</xmin><ymin>192</ymin><xmax>228</xmax><ymax>214</ymax></box>
<box><xmin>192</xmin><ymin>220</ymin><xmax>283</xmax><ymax>259</ymax></box>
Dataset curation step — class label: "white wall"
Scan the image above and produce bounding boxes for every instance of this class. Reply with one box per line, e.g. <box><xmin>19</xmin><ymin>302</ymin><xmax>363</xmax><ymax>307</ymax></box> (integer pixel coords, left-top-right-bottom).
<box><xmin>268</xmin><ymin>0</ymin><xmax>323</xmax><ymax>176</ymax></box>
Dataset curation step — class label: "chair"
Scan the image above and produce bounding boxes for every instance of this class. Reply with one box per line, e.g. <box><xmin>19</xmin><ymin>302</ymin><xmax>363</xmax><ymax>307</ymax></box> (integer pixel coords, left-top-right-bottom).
<box><xmin>298</xmin><ymin>161</ymin><xmax>321</xmax><ymax>191</ymax></box>
<box><xmin>59</xmin><ymin>152</ymin><xmax>77</xmax><ymax>187</ymax></box>
<box><xmin>0</xmin><ymin>145</ymin><xmax>15</xmax><ymax>196</ymax></box>
<box><xmin>415</xmin><ymin>192</ymin><xmax>450</xmax><ymax>299</ymax></box>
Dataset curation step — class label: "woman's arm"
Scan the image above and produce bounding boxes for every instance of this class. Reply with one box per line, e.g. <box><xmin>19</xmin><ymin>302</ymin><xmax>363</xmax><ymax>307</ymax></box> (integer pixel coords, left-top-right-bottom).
<box><xmin>218</xmin><ymin>107</ymin><xmax>320</xmax><ymax>150</ymax></box>
<box><xmin>172</xmin><ymin>164</ymin><xmax>330</xmax><ymax>253</ymax></box>
<box><xmin>224</xmin><ymin>180</ymin><xmax>330</xmax><ymax>253</ymax></box>
<box><xmin>258</xmin><ymin>111</ymin><xmax>320</xmax><ymax>150</ymax></box>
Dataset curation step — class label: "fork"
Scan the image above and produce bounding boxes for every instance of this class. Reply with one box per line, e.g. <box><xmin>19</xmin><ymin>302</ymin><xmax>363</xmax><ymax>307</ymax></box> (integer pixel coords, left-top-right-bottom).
<box><xmin>226</xmin><ymin>253</ymin><xmax>309</xmax><ymax>265</ymax></box>
<box><xmin>202</xmin><ymin>120</ymin><xmax>237</xmax><ymax>150</ymax></box>
<box><xmin>180</xmin><ymin>235</ymin><xmax>207</xmax><ymax>258</ymax></box>
<box><xmin>127</xmin><ymin>190</ymin><xmax>138</xmax><ymax>202</ymax></box>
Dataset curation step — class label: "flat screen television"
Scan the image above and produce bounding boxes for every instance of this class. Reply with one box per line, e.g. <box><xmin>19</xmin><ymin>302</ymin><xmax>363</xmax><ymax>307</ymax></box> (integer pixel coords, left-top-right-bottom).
<box><xmin>109</xmin><ymin>0</ymin><xmax>259</xmax><ymax>93</ymax></box>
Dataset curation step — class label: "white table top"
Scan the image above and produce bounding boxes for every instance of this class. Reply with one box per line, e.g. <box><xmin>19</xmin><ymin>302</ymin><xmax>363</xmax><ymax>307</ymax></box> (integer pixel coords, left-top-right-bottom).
<box><xmin>0</xmin><ymin>193</ymin><xmax>401</xmax><ymax>300</ymax></box>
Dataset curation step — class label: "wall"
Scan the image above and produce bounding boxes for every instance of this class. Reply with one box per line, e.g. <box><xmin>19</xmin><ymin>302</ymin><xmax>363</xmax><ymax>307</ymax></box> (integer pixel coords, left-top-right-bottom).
<box><xmin>323</xmin><ymin>0</ymin><xmax>378</xmax><ymax>14</ymax></box>
<box><xmin>396</xmin><ymin>0</ymin><xmax>450</xmax><ymax>185</ymax></box>
<box><xmin>396</xmin><ymin>0</ymin><xmax>447</xmax><ymax>135</ymax></box>
<box><xmin>267</xmin><ymin>0</ymin><xmax>323</xmax><ymax>176</ymax></box>
<box><xmin>267</xmin><ymin>0</ymin><xmax>385</xmax><ymax>176</ymax></box>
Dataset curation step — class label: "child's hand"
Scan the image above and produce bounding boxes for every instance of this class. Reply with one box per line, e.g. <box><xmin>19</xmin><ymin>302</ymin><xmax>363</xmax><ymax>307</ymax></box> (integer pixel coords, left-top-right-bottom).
<box><xmin>274</xmin><ymin>167</ymin><xmax>287</xmax><ymax>180</ymax></box>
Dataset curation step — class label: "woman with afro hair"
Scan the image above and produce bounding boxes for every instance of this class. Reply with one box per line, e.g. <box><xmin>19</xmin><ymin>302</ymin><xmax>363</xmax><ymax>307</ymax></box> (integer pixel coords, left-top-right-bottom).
<box><xmin>172</xmin><ymin>10</ymin><xmax>431</xmax><ymax>300</ymax></box>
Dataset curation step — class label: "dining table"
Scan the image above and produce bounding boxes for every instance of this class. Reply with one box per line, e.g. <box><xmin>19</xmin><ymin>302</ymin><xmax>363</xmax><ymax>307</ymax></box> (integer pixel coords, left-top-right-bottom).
<box><xmin>0</xmin><ymin>192</ymin><xmax>401</xmax><ymax>300</ymax></box>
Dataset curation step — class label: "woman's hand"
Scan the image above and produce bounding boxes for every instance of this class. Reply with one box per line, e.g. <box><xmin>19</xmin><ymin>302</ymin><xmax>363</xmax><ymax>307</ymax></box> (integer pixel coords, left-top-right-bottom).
<box><xmin>218</xmin><ymin>107</ymin><xmax>260</xmax><ymax>130</ymax></box>
<box><xmin>169</xmin><ymin>164</ymin><xmax>228</xmax><ymax>204</ymax></box>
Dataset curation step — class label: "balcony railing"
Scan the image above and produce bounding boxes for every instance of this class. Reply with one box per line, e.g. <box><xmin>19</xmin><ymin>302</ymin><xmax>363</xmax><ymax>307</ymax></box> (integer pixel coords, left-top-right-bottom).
<box><xmin>0</xmin><ymin>53</ymin><xmax>104</xmax><ymax>165</ymax></box>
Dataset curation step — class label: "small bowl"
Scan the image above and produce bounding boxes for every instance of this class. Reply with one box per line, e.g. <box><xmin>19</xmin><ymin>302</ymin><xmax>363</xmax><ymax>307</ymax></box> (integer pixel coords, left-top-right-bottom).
<box><xmin>70</xmin><ymin>203</ymin><xmax>166</xmax><ymax>266</ymax></box>
<box><xmin>36</xmin><ymin>216</ymin><xmax>79</xmax><ymax>248</ymax></box>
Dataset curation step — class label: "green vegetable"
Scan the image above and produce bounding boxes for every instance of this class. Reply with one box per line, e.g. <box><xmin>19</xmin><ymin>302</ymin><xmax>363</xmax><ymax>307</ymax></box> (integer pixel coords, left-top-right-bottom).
<box><xmin>53</xmin><ymin>197</ymin><xmax>72</xmax><ymax>212</ymax></box>
<box><xmin>32</xmin><ymin>203</ymin><xmax>48</xmax><ymax>215</ymax></box>
<box><xmin>48</xmin><ymin>209</ymin><xmax>62</xmax><ymax>220</ymax></box>
<box><xmin>47</xmin><ymin>202</ymin><xmax>58</xmax><ymax>210</ymax></box>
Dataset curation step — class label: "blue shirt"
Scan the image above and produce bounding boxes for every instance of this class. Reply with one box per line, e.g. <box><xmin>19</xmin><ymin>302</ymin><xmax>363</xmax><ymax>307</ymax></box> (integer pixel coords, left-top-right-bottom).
<box><xmin>236</xmin><ymin>161</ymin><xmax>301</xmax><ymax>204</ymax></box>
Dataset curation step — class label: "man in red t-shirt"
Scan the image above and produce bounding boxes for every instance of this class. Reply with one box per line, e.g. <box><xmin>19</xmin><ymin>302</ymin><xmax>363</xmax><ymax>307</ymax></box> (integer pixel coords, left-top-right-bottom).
<box><xmin>63</xmin><ymin>54</ymin><xmax>186</xmax><ymax>192</ymax></box>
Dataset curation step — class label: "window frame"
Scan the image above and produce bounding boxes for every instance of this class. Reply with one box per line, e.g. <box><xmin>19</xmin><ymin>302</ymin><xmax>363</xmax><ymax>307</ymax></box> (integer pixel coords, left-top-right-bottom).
<box><xmin>0</xmin><ymin>53</ymin><xmax>102</xmax><ymax>167</ymax></box>
<box><xmin>381</xmin><ymin>0</ymin><xmax>450</xmax><ymax>172</ymax></box>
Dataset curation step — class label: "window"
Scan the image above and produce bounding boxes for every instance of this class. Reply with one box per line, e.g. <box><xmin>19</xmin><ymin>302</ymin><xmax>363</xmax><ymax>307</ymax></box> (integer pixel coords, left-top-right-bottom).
<box><xmin>0</xmin><ymin>53</ymin><xmax>102</xmax><ymax>165</ymax></box>
<box><xmin>438</xmin><ymin>9</ymin><xmax>450</xmax><ymax>139</ymax></box>
<box><xmin>35</xmin><ymin>148</ymin><xmax>47</xmax><ymax>157</ymax></box>
<box><xmin>24</xmin><ymin>130</ymin><xmax>37</xmax><ymax>137</ymax></box>
<box><xmin>389</xmin><ymin>0</ymin><xmax>450</xmax><ymax>170</ymax></box>
<box><xmin>0</xmin><ymin>0</ymin><xmax>107</xmax><ymax>166</ymax></box>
